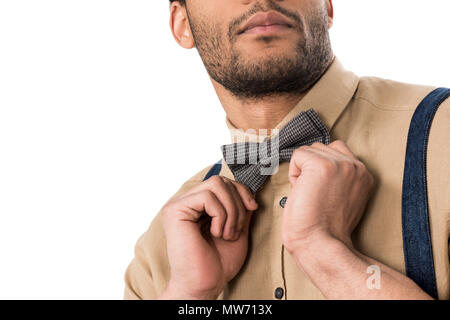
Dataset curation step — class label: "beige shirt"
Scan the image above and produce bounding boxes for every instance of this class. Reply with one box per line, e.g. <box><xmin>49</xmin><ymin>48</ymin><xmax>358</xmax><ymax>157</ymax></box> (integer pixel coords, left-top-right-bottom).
<box><xmin>123</xmin><ymin>58</ymin><xmax>450</xmax><ymax>300</ymax></box>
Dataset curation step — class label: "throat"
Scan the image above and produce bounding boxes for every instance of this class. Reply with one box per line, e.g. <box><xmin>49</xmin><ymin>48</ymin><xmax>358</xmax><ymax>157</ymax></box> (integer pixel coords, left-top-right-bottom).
<box><xmin>225</xmin><ymin>93</ymin><xmax>306</xmax><ymax>133</ymax></box>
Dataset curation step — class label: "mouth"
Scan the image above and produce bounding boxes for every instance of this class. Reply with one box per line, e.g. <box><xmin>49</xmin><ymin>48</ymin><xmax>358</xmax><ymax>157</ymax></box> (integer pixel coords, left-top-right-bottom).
<box><xmin>238</xmin><ymin>11</ymin><xmax>294</xmax><ymax>36</ymax></box>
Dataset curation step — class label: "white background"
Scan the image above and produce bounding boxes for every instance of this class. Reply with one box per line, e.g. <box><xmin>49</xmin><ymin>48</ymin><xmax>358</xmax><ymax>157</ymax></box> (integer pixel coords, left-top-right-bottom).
<box><xmin>0</xmin><ymin>0</ymin><xmax>448</xmax><ymax>299</ymax></box>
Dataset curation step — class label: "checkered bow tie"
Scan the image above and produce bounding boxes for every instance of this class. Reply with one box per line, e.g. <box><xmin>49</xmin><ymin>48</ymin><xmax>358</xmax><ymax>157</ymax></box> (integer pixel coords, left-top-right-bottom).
<box><xmin>220</xmin><ymin>109</ymin><xmax>330</xmax><ymax>193</ymax></box>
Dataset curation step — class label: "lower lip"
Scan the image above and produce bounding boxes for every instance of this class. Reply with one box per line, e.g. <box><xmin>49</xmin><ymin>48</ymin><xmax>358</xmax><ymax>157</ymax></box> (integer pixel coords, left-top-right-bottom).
<box><xmin>242</xmin><ymin>24</ymin><xmax>292</xmax><ymax>35</ymax></box>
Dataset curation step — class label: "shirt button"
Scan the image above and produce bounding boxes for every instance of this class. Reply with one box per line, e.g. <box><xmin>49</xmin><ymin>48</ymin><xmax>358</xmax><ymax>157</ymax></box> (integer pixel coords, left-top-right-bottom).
<box><xmin>279</xmin><ymin>196</ymin><xmax>288</xmax><ymax>208</ymax></box>
<box><xmin>274</xmin><ymin>287</ymin><xmax>284</xmax><ymax>299</ymax></box>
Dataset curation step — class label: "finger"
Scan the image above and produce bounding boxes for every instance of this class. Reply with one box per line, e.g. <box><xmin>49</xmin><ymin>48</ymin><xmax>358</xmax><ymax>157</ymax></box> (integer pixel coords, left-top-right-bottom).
<box><xmin>230</xmin><ymin>181</ymin><xmax>258</xmax><ymax>211</ymax></box>
<box><xmin>204</xmin><ymin>176</ymin><xmax>240</xmax><ymax>241</ymax></box>
<box><xmin>239</xmin><ymin>209</ymin><xmax>254</xmax><ymax>238</ymax></box>
<box><xmin>288</xmin><ymin>146</ymin><xmax>316</xmax><ymax>186</ymax></box>
<box><xmin>328</xmin><ymin>140</ymin><xmax>358</xmax><ymax>159</ymax></box>
<box><xmin>220</xmin><ymin>178</ymin><xmax>245</xmax><ymax>240</ymax></box>
<box><xmin>307</xmin><ymin>143</ymin><xmax>364</xmax><ymax>176</ymax></box>
<box><xmin>223</xmin><ymin>180</ymin><xmax>253</xmax><ymax>238</ymax></box>
<box><xmin>301</xmin><ymin>145</ymin><xmax>364</xmax><ymax>180</ymax></box>
<box><xmin>309</xmin><ymin>141</ymin><xmax>351</xmax><ymax>160</ymax></box>
<box><xmin>181</xmin><ymin>173</ymin><xmax>231</xmax><ymax>197</ymax></box>
<box><xmin>181</xmin><ymin>178</ymin><xmax>216</xmax><ymax>197</ymax></box>
<box><xmin>289</xmin><ymin>145</ymin><xmax>344</xmax><ymax>188</ymax></box>
<box><xmin>179</xmin><ymin>190</ymin><xmax>227</xmax><ymax>238</ymax></box>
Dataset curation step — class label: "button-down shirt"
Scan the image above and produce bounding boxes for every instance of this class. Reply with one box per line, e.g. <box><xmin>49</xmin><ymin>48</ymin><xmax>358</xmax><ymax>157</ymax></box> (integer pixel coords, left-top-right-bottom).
<box><xmin>123</xmin><ymin>58</ymin><xmax>450</xmax><ymax>300</ymax></box>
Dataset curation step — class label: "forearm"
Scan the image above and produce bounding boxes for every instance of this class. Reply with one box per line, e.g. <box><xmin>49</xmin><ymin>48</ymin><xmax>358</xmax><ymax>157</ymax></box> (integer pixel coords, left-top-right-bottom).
<box><xmin>292</xmin><ymin>235</ymin><xmax>433</xmax><ymax>300</ymax></box>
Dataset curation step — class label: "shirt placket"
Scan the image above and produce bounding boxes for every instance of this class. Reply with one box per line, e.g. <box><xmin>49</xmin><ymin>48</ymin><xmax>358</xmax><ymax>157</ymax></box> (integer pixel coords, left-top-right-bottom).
<box><xmin>270</xmin><ymin>191</ymin><xmax>289</xmax><ymax>300</ymax></box>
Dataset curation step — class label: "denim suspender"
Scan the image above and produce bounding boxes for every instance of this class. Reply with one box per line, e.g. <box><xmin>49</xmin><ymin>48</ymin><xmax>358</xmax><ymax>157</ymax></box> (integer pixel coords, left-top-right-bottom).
<box><xmin>203</xmin><ymin>159</ymin><xmax>223</xmax><ymax>181</ymax></box>
<box><xmin>402</xmin><ymin>87</ymin><xmax>450</xmax><ymax>299</ymax></box>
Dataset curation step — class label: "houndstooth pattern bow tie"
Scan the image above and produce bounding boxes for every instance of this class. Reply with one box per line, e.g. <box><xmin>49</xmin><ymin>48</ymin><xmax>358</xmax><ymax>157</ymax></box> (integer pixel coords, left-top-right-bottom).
<box><xmin>220</xmin><ymin>109</ymin><xmax>330</xmax><ymax>193</ymax></box>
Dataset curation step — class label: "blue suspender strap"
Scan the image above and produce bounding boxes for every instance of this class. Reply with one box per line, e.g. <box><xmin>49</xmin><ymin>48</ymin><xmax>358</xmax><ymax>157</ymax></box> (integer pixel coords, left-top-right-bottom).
<box><xmin>402</xmin><ymin>87</ymin><xmax>450</xmax><ymax>299</ymax></box>
<box><xmin>203</xmin><ymin>159</ymin><xmax>223</xmax><ymax>181</ymax></box>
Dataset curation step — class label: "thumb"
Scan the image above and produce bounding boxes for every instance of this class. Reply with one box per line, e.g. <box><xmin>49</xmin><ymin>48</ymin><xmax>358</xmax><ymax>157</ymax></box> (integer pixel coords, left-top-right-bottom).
<box><xmin>288</xmin><ymin>150</ymin><xmax>305</xmax><ymax>187</ymax></box>
<box><xmin>288</xmin><ymin>146</ymin><xmax>316</xmax><ymax>187</ymax></box>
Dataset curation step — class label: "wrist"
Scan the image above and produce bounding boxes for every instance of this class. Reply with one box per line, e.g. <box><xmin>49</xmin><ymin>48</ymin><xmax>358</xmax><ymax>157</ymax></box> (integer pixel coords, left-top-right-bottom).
<box><xmin>284</xmin><ymin>227</ymin><xmax>354</xmax><ymax>254</ymax></box>
<box><xmin>287</xmin><ymin>232</ymin><xmax>350</xmax><ymax>267</ymax></box>
<box><xmin>158</xmin><ymin>280</ymin><xmax>222</xmax><ymax>300</ymax></box>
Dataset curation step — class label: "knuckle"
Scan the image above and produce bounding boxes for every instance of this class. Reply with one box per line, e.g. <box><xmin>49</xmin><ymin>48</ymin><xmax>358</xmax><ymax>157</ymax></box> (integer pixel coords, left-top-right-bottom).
<box><xmin>222</xmin><ymin>177</ymin><xmax>234</xmax><ymax>188</ymax></box>
<box><xmin>201</xmin><ymin>189</ymin><xmax>215</xmax><ymax>201</ymax></box>
<box><xmin>236</xmin><ymin>181</ymin><xmax>251</xmax><ymax>193</ymax></box>
<box><xmin>161</xmin><ymin>202</ymin><xmax>176</xmax><ymax>219</ymax></box>
<box><xmin>331</xmin><ymin>139</ymin><xmax>346</xmax><ymax>147</ymax></box>
<box><xmin>217</xmin><ymin>208</ymin><xmax>226</xmax><ymax>218</ymax></box>
<box><xmin>354</xmin><ymin>162</ymin><xmax>374</xmax><ymax>188</ymax></box>
<box><xmin>339</xmin><ymin>160</ymin><xmax>356</xmax><ymax>175</ymax></box>
<box><xmin>318</xmin><ymin>159</ymin><xmax>338</xmax><ymax>175</ymax></box>
<box><xmin>311</xmin><ymin>142</ymin><xmax>324</xmax><ymax>148</ymax></box>
<box><xmin>354</xmin><ymin>160</ymin><xmax>368</xmax><ymax>176</ymax></box>
<box><xmin>206</xmin><ymin>175</ymin><xmax>223</xmax><ymax>187</ymax></box>
<box><xmin>293</xmin><ymin>146</ymin><xmax>308</xmax><ymax>157</ymax></box>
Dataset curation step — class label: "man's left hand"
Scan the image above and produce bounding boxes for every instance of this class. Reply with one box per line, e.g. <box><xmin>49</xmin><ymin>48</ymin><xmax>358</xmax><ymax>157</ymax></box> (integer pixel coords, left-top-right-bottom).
<box><xmin>282</xmin><ymin>140</ymin><xmax>375</xmax><ymax>255</ymax></box>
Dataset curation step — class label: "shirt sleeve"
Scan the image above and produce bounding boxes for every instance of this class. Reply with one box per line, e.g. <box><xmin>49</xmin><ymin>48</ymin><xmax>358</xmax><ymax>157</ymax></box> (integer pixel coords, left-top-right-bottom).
<box><xmin>123</xmin><ymin>232</ymin><xmax>158</xmax><ymax>300</ymax></box>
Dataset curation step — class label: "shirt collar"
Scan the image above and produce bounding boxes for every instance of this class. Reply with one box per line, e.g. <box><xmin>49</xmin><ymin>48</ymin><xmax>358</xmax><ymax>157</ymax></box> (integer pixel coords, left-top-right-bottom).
<box><xmin>225</xmin><ymin>57</ymin><xmax>360</xmax><ymax>143</ymax></box>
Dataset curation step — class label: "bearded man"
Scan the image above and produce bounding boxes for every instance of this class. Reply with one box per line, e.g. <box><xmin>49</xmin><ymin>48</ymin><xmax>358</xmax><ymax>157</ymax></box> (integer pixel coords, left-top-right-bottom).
<box><xmin>124</xmin><ymin>0</ymin><xmax>450</xmax><ymax>300</ymax></box>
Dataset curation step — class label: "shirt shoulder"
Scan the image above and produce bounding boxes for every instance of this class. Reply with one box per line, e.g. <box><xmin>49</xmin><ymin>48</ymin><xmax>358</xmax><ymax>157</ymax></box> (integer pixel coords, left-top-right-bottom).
<box><xmin>354</xmin><ymin>76</ymin><xmax>442</xmax><ymax>111</ymax></box>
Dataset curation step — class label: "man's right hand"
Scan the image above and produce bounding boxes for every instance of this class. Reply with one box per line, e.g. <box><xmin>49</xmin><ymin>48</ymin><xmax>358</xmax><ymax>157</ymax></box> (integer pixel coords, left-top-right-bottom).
<box><xmin>157</xmin><ymin>176</ymin><xmax>258</xmax><ymax>300</ymax></box>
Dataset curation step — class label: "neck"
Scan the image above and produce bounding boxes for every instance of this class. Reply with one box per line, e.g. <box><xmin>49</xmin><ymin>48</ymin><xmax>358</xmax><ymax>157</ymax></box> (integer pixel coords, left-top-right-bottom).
<box><xmin>212</xmin><ymin>81</ymin><xmax>306</xmax><ymax>136</ymax></box>
<box><xmin>212</xmin><ymin>56</ymin><xmax>335</xmax><ymax>136</ymax></box>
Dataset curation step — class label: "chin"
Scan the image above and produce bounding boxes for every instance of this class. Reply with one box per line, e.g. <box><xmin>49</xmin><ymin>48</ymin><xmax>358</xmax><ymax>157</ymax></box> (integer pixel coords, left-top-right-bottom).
<box><xmin>240</xmin><ymin>37</ymin><xmax>298</xmax><ymax>52</ymax></box>
<box><xmin>244</xmin><ymin>46</ymin><xmax>297</xmax><ymax>60</ymax></box>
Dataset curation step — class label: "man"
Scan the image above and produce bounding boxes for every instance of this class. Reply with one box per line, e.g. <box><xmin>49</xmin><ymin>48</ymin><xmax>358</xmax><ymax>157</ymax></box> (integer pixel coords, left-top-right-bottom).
<box><xmin>124</xmin><ymin>0</ymin><xmax>449</xmax><ymax>300</ymax></box>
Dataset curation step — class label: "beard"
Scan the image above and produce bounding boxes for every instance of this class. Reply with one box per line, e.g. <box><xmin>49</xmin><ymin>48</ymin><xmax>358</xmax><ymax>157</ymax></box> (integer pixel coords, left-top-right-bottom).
<box><xmin>185</xmin><ymin>1</ymin><xmax>333</xmax><ymax>100</ymax></box>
